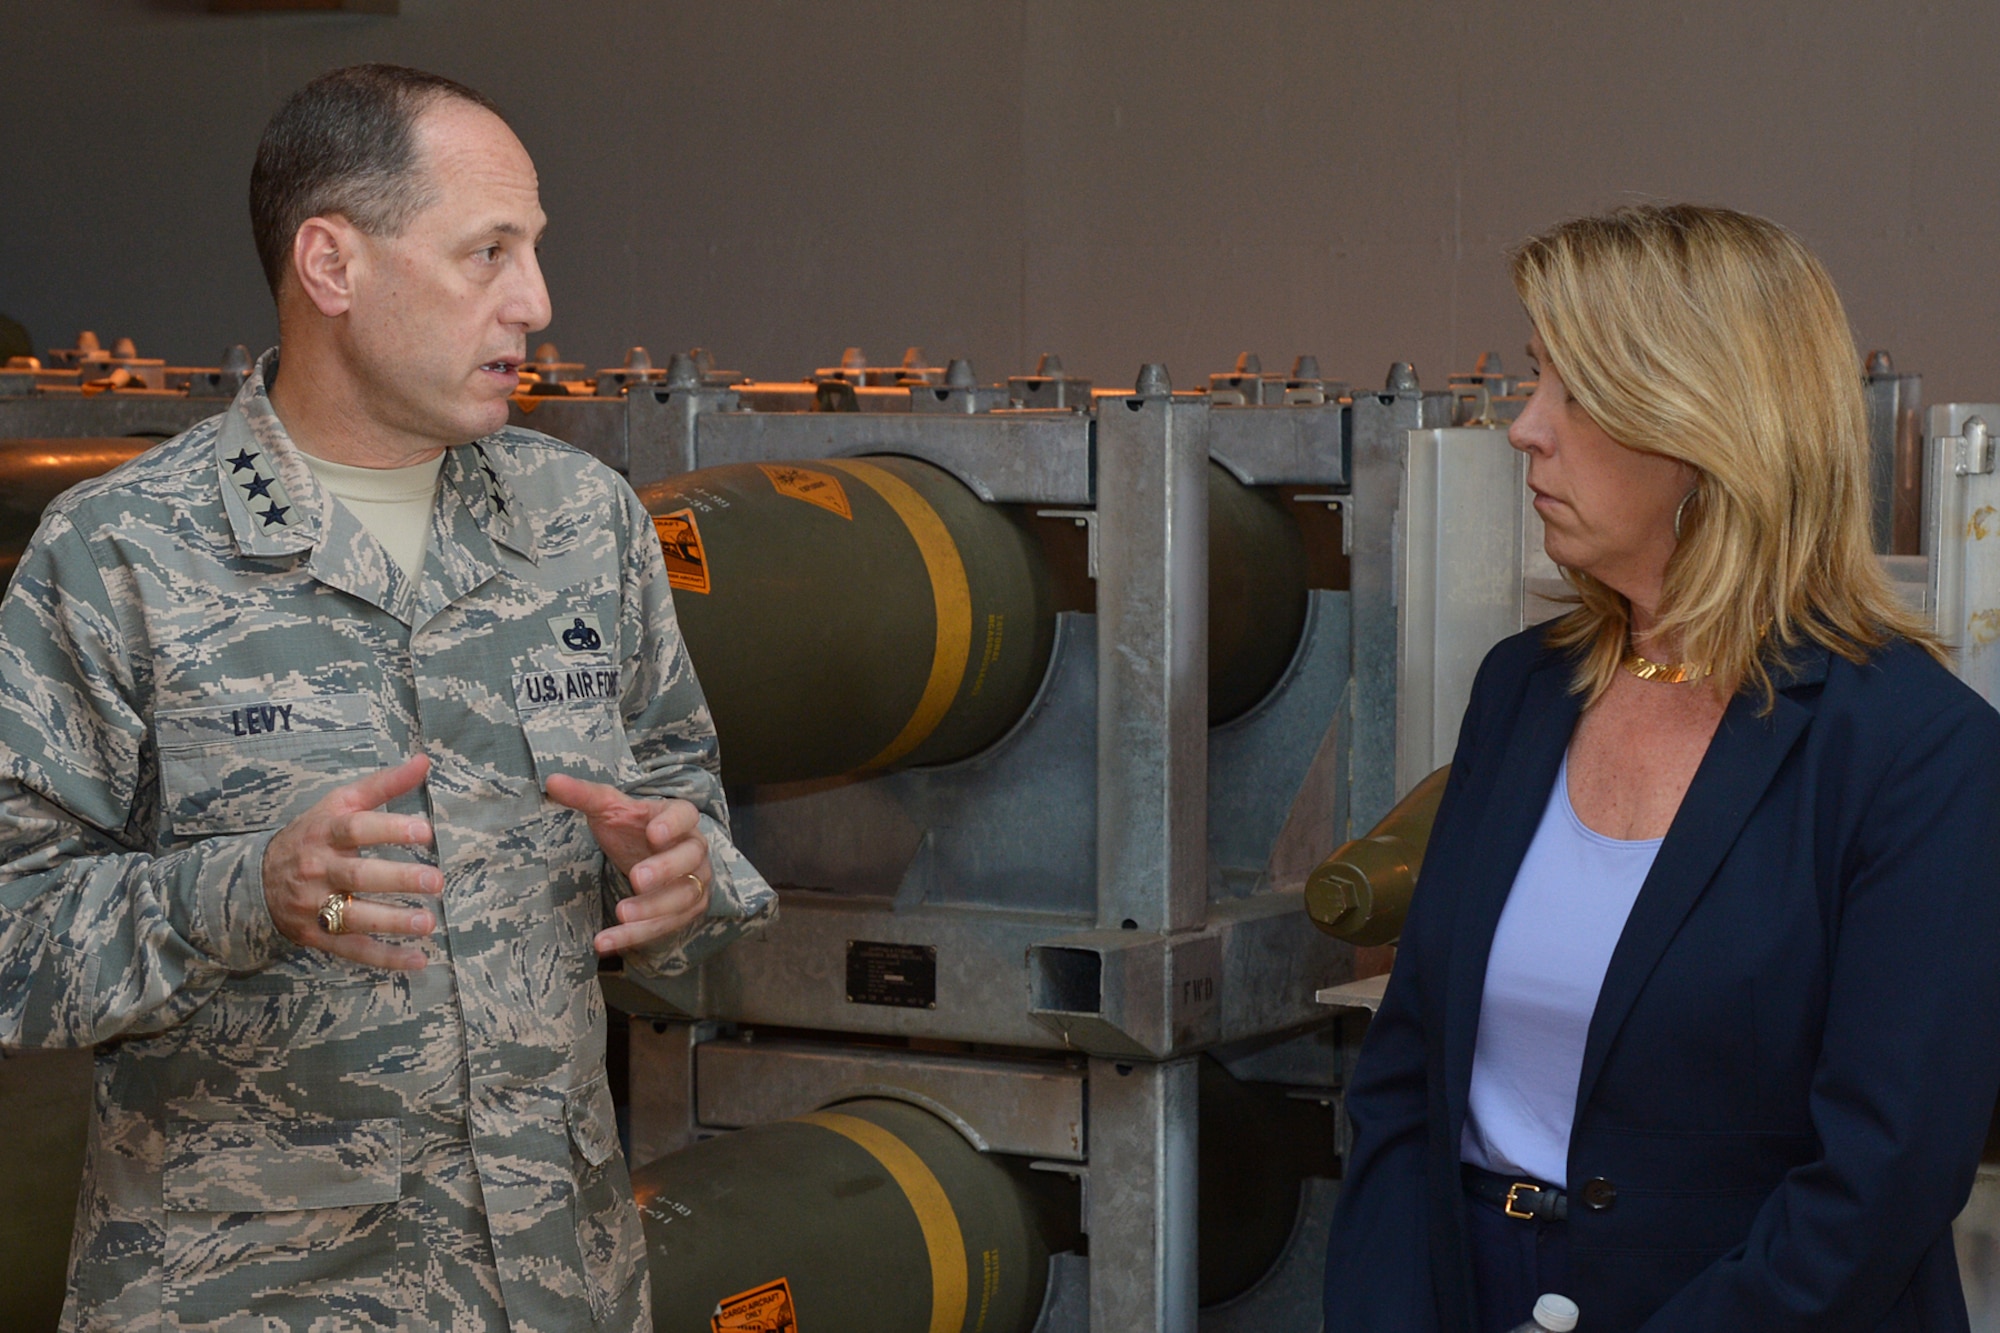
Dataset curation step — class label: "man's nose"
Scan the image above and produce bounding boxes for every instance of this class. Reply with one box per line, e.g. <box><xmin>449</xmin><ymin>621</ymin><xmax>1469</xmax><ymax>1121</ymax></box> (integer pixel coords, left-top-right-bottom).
<box><xmin>508</xmin><ymin>248</ymin><xmax>553</xmax><ymax>333</ymax></box>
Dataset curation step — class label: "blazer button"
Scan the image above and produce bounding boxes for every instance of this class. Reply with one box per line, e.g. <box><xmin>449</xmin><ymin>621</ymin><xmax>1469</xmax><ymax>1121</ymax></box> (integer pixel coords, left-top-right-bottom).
<box><xmin>1581</xmin><ymin>1177</ymin><xmax>1617</xmax><ymax>1211</ymax></box>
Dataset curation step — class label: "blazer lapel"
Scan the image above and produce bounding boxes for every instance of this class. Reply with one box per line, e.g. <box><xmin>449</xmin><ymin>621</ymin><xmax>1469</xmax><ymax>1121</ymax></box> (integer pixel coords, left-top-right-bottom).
<box><xmin>1443</xmin><ymin>656</ymin><xmax>1581</xmax><ymax>1138</ymax></box>
<box><xmin>1572</xmin><ymin>653</ymin><xmax>1825</xmax><ymax>1115</ymax></box>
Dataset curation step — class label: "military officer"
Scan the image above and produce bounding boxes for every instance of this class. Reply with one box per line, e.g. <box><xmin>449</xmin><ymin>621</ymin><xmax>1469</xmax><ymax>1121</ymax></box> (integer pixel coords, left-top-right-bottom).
<box><xmin>0</xmin><ymin>64</ymin><xmax>773</xmax><ymax>1330</ymax></box>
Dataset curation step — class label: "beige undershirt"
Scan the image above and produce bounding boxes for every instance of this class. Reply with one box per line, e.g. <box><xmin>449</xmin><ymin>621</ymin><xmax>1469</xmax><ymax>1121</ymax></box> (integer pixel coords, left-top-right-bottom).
<box><xmin>298</xmin><ymin>450</ymin><xmax>446</xmax><ymax>578</ymax></box>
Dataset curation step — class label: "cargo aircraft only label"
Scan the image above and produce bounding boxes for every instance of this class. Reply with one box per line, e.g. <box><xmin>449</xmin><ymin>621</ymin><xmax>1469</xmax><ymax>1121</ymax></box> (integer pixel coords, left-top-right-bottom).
<box><xmin>654</xmin><ymin>509</ymin><xmax>712</xmax><ymax>594</ymax></box>
<box><xmin>711</xmin><ymin>1277</ymin><xmax>796</xmax><ymax>1333</ymax></box>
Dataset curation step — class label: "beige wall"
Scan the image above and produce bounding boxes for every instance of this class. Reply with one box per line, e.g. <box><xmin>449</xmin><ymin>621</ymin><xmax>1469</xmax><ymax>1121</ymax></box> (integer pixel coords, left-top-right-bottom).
<box><xmin>4</xmin><ymin>1</ymin><xmax>1997</xmax><ymax>402</ymax></box>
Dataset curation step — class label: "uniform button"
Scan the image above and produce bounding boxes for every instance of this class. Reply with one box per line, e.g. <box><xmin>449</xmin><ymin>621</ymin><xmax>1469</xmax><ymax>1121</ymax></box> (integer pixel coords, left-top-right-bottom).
<box><xmin>1582</xmin><ymin>1177</ymin><xmax>1617</xmax><ymax>1211</ymax></box>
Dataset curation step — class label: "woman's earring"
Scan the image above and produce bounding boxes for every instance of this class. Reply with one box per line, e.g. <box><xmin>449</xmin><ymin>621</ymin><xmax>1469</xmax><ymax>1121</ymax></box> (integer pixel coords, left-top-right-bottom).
<box><xmin>1674</xmin><ymin>488</ymin><xmax>1698</xmax><ymax>542</ymax></box>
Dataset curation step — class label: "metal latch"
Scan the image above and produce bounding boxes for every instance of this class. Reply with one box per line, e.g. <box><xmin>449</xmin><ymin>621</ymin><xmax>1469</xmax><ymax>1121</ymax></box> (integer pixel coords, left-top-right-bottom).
<box><xmin>1451</xmin><ymin>383</ymin><xmax>1495</xmax><ymax>427</ymax></box>
<box><xmin>1035</xmin><ymin>509</ymin><xmax>1099</xmax><ymax>578</ymax></box>
<box><xmin>1292</xmin><ymin>494</ymin><xmax>1353</xmax><ymax>554</ymax></box>
<box><xmin>1947</xmin><ymin>416</ymin><xmax>1995</xmax><ymax>476</ymax></box>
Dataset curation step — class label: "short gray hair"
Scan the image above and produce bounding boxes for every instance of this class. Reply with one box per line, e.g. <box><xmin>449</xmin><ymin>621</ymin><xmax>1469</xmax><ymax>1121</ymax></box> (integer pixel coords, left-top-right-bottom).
<box><xmin>249</xmin><ymin>63</ymin><xmax>502</xmax><ymax>298</ymax></box>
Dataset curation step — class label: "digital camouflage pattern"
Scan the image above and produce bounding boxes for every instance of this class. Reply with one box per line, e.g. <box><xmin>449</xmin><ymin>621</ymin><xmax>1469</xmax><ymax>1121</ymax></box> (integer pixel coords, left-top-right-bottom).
<box><xmin>0</xmin><ymin>352</ymin><xmax>775</xmax><ymax>1331</ymax></box>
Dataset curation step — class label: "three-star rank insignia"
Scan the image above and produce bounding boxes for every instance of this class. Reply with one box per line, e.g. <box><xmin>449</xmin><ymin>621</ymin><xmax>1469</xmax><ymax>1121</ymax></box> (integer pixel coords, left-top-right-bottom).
<box><xmin>472</xmin><ymin>443</ymin><xmax>512</xmax><ymax>516</ymax></box>
<box><xmin>224</xmin><ymin>445</ymin><xmax>296</xmax><ymax>529</ymax></box>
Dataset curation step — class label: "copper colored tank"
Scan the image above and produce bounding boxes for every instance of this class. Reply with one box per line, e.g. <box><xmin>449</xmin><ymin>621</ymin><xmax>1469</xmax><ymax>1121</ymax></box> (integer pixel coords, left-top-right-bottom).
<box><xmin>0</xmin><ymin>438</ymin><xmax>152</xmax><ymax>590</ymax></box>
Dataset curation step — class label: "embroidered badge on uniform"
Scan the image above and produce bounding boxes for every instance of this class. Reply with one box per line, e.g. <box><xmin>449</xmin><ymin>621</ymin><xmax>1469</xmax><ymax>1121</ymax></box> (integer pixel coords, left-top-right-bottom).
<box><xmin>473</xmin><ymin>443</ymin><xmax>513</xmax><ymax>515</ymax></box>
<box><xmin>548</xmin><ymin>613</ymin><xmax>606</xmax><ymax>655</ymax></box>
<box><xmin>225</xmin><ymin>446</ymin><xmax>294</xmax><ymax>526</ymax></box>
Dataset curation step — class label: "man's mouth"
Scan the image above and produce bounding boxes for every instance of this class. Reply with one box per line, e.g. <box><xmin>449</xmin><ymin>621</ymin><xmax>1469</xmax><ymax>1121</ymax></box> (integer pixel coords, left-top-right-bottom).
<box><xmin>481</xmin><ymin>357</ymin><xmax>522</xmax><ymax>376</ymax></box>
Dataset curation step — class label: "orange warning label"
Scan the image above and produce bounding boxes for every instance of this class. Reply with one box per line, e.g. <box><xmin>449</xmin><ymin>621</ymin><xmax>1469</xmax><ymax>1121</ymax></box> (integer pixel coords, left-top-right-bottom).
<box><xmin>654</xmin><ymin>509</ymin><xmax>712</xmax><ymax>594</ymax></box>
<box><xmin>758</xmin><ymin>464</ymin><xmax>853</xmax><ymax>519</ymax></box>
<box><xmin>711</xmin><ymin>1276</ymin><xmax>797</xmax><ymax>1333</ymax></box>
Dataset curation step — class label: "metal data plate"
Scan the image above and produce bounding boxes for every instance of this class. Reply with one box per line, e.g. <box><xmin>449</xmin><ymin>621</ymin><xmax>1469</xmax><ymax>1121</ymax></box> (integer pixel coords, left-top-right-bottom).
<box><xmin>1927</xmin><ymin>404</ymin><xmax>2000</xmax><ymax>707</ymax></box>
<box><xmin>1396</xmin><ymin>427</ymin><xmax>1527</xmax><ymax>795</ymax></box>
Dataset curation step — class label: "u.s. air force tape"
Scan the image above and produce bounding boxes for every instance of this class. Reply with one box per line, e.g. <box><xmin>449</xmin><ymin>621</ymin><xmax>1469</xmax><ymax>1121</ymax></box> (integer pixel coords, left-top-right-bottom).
<box><xmin>515</xmin><ymin>666</ymin><xmax>622</xmax><ymax>710</ymax></box>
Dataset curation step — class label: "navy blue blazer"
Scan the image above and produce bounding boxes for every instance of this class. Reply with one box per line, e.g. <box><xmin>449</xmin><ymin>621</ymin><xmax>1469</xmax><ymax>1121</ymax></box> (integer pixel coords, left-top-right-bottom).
<box><xmin>1323</xmin><ymin>627</ymin><xmax>2000</xmax><ymax>1331</ymax></box>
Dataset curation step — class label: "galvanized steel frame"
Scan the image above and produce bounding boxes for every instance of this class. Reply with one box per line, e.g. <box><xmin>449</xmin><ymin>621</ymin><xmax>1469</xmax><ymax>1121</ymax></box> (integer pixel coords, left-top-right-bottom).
<box><xmin>606</xmin><ymin>367</ymin><xmax>1379</xmax><ymax>1332</ymax></box>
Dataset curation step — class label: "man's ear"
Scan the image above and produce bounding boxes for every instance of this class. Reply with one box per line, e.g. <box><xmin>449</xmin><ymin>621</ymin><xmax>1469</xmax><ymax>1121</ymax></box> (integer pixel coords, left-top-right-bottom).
<box><xmin>291</xmin><ymin>216</ymin><xmax>363</xmax><ymax>318</ymax></box>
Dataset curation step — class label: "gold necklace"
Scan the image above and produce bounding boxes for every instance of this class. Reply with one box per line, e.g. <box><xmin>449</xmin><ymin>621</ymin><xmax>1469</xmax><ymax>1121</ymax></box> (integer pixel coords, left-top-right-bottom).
<box><xmin>1621</xmin><ymin>649</ymin><xmax>1710</xmax><ymax>684</ymax></box>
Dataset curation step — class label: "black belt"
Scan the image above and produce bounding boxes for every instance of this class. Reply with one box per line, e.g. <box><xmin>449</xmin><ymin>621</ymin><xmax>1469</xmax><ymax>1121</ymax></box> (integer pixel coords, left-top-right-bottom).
<box><xmin>1462</xmin><ymin>1162</ymin><xmax>1568</xmax><ymax>1223</ymax></box>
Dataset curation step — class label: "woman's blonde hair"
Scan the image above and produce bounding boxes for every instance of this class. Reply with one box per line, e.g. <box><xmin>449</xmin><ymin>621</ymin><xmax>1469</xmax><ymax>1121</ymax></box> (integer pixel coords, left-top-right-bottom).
<box><xmin>1511</xmin><ymin>203</ymin><xmax>1941</xmax><ymax>706</ymax></box>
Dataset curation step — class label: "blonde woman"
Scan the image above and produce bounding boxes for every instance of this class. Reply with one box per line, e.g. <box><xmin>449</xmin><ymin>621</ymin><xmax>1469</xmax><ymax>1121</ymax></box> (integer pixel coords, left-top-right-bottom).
<box><xmin>1323</xmin><ymin>205</ymin><xmax>2000</xmax><ymax>1332</ymax></box>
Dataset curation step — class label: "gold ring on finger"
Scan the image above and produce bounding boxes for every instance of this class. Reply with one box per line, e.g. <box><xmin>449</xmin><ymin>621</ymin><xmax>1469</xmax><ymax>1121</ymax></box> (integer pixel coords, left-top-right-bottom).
<box><xmin>683</xmin><ymin>873</ymin><xmax>703</xmax><ymax>893</ymax></box>
<box><xmin>318</xmin><ymin>892</ymin><xmax>352</xmax><ymax>936</ymax></box>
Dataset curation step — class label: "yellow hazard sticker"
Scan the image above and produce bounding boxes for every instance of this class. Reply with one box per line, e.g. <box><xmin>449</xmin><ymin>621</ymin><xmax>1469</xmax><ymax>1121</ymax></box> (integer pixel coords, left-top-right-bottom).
<box><xmin>758</xmin><ymin>463</ymin><xmax>853</xmax><ymax>519</ymax></box>
<box><xmin>654</xmin><ymin>509</ymin><xmax>712</xmax><ymax>594</ymax></box>
<box><xmin>711</xmin><ymin>1276</ymin><xmax>797</xmax><ymax>1333</ymax></box>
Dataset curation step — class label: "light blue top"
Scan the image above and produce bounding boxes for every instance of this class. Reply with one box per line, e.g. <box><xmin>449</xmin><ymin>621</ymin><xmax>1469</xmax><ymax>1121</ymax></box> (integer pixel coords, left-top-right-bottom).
<box><xmin>1460</xmin><ymin>751</ymin><xmax>1661</xmax><ymax>1185</ymax></box>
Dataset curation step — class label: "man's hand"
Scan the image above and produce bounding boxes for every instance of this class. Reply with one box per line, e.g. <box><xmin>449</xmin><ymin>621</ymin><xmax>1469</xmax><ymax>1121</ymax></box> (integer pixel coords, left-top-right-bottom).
<box><xmin>543</xmin><ymin>773</ymin><xmax>712</xmax><ymax>955</ymax></box>
<box><xmin>262</xmin><ymin>753</ymin><xmax>442</xmax><ymax>971</ymax></box>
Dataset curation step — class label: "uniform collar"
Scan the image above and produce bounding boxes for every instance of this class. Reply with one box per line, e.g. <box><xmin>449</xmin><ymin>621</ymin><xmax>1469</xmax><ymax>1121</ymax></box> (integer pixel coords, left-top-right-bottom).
<box><xmin>441</xmin><ymin>437</ymin><xmax>540</xmax><ymax>564</ymax></box>
<box><xmin>216</xmin><ymin>349</ymin><xmax>543</xmax><ymax>569</ymax></box>
<box><xmin>214</xmin><ymin>351</ymin><xmax>319</xmax><ymax>559</ymax></box>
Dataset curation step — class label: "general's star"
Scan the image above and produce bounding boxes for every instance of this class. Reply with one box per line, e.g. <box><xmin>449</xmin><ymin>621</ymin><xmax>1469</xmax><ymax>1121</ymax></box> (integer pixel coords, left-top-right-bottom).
<box><xmin>244</xmin><ymin>474</ymin><xmax>275</xmax><ymax>500</ymax></box>
<box><xmin>227</xmin><ymin>449</ymin><xmax>260</xmax><ymax>474</ymax></box>
<box><xmin>258</xmin><ymin>503</ymin><xmax>291</xmax><ymax>527</ymax></box>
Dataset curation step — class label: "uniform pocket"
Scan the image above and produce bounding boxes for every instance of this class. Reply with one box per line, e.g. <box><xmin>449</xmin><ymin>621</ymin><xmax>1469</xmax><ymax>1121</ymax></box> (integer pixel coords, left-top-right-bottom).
<box><xmin>567</xmin><ymin>1075</ymin><xmax>647</xmax><ymax>1326</ymax></box>
<box><xmin>514</xmin><ymin>663</ymin><xmax>637</xmax><ymax>789</ymax></box>
<box><xmin>161</xmin><ymin>1117</ymin><xmax>408</xmax><ymax>1329</ymax></box>
<box><xmin>566</xmin><ymin>1072</ymin><xmax>622</xmax><ymax>1170</ymax></box>
<box><xmin>156</xmin><ymin>692</ymin><xmax>383</xmax><ymax>839</ymax></box>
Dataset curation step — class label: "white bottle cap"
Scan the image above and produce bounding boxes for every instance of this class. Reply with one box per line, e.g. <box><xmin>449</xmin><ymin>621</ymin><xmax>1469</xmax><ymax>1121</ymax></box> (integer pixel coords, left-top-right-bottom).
<box><xmin>1534</xmin><ymin>1293</ymin><xmax>1579</xmax><ymax>1331</ymax></box>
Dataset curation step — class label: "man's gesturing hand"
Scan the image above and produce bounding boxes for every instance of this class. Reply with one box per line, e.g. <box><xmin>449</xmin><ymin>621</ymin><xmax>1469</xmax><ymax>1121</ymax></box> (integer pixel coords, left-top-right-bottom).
<box><xmin>543</xmin><ymin>773</ymin><xmax>712</xmax><ymax>956</ymax></box>
<box><xmin>262</xmin><ymin>753</ymin><xmax>442</xmax><ymax>971</ymax></box>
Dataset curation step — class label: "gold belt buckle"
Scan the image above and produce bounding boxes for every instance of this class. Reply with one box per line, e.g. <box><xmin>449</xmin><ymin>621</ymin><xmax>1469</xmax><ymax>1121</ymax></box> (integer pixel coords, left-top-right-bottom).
<box><xmin>1503</xmin><ymin>1181</ymin><xmax>1540</xmax><ymax>1221</ymax></box>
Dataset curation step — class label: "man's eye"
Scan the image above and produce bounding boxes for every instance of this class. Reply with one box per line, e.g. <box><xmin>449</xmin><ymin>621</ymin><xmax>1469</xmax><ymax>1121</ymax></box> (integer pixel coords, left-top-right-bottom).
<box><xmin>475</xmin><ymin>246</ymin><xmax>501</xmax><ymax>263</ymax></box>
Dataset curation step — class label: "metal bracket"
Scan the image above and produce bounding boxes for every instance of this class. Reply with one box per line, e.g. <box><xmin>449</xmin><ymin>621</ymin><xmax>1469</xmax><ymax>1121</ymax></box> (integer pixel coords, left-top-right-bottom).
<box><xmin>1029</xmin><ymin>1160</ymin><xmax>1092</xmax><ymax>1238</ymax></box>
<box><xmin>1949</xmin><ymin>416</ymin><xmax>1996</xmax><ymax>476</ymax></box>
<box><xmin>1027</xmin><ymin>929</ymin><xmax>1223</xmax><ymax>1059</ymax></box>
<box><xmin>1450</xmin><ymin>383</ymin><xmax>1495</xmax><ymax>427</ymax></box>
<box><xmin>1036</xmin><ymin>508</ymin><xmax>1100</xmax><ymax>578</ymax></box>
<box><xmin>1291</xmin><ymin>494</ymin><xmax>1352</xmax><ymax>554</ymax></box>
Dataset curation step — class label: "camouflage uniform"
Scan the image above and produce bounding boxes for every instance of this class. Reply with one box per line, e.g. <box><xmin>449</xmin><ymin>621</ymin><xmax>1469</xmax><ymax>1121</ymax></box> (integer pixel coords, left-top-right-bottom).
<box><xmin>0</xmin><ymin>353</ymin><xmax>775</xmax><ymax>1331</ymax></box>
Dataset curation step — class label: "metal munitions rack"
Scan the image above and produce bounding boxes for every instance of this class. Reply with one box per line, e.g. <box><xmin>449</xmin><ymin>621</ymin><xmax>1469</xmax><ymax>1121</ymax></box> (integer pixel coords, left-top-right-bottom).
<box><xmin>0</xmin><ymin>331</ymin><xmax>250</xmax><ymax>439</ymax></box>
<box><xmin>551</xmin><ymin>344</ymin><xmax>1513</xmax><ymax>1331</ymax></box>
